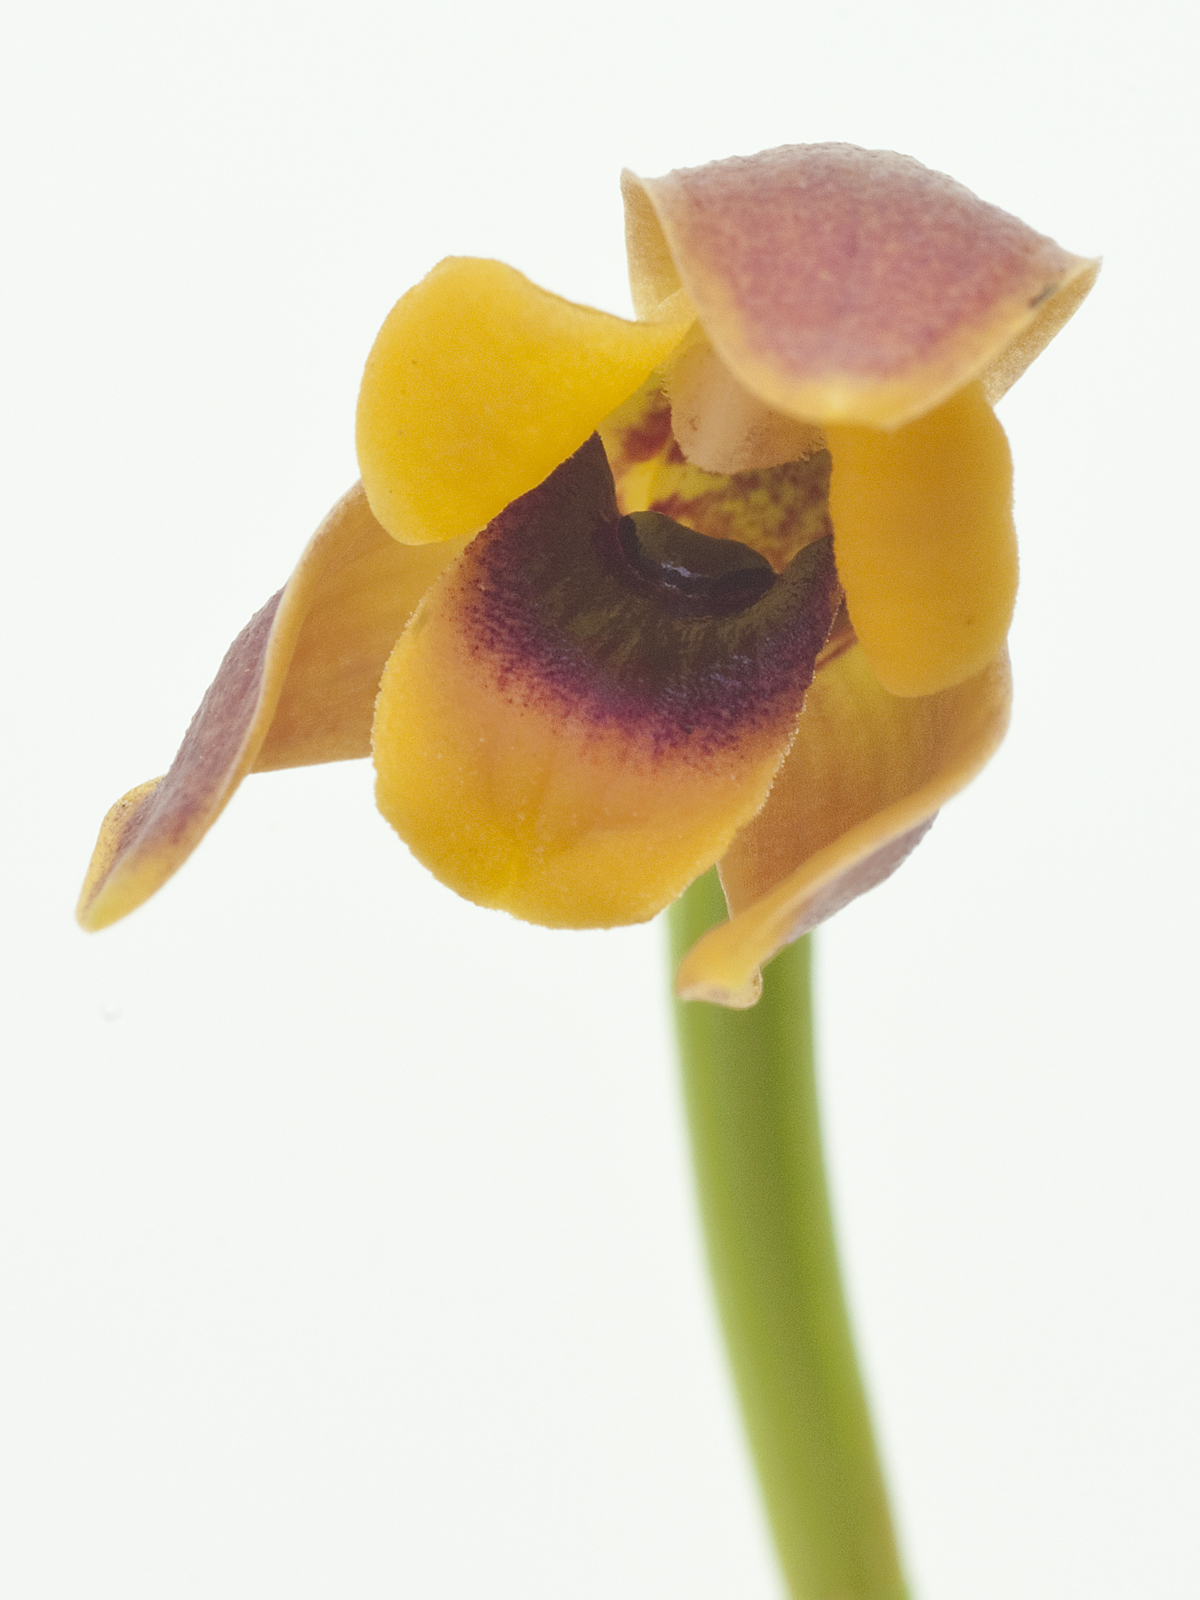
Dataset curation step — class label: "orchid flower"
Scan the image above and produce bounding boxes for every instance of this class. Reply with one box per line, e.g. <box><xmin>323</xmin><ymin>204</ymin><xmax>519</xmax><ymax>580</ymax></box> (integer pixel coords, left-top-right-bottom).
<box><xmin>76</xmin><ymin>144</ymin><xmax>1097</xmax><ymax>1600</ymax></box>
<box><xmin>77</xmin><ymin>144</ymin><xmax>1096</xmax><ymax>1009</ymax></box>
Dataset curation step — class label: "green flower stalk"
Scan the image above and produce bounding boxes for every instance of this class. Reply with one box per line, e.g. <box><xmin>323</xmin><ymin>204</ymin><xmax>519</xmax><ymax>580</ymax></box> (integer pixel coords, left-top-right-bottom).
<box><xmin>671</xmin><ymin>870</ymin><xmax>907</xmax><ymax>1600</ymax></box>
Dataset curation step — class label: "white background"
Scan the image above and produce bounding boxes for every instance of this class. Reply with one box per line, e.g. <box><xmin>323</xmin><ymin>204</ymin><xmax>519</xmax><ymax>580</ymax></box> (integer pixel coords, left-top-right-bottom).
<box><xmin>2</xmin><ymin>1</ymin><xmax>1197</xmax><ymax>1596</ymax></box>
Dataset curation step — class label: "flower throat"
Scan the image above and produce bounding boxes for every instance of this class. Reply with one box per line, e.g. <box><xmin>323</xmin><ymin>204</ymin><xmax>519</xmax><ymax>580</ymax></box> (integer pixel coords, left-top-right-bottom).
<box><xmin>597</xmin><ymin>511</ymin><xmax>777</xmax><ymax>620</ymax></box>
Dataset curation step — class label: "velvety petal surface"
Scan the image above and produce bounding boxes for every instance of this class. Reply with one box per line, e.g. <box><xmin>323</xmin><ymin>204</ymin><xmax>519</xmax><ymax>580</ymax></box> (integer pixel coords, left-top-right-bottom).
<box><xmin>356</xmin><ymin>257</ymin><xmax>692</xmax><ymax>545</ymax></box>
<box><xmin>623</xmin><ymin>144</ymin><xmax>1098</xmax><ymax>428</ymax></box>
<box><xmin>77</xmin><ymin>484</ymin><xmax>459</xmax><ymax>930</ymax></box>
<box><xmin>372</xmin><ymin>435</ymin><xmax>841</xmax><ymax>929</ymax></box>
<box><xmin>675</xmin><ymin>636</ymin><xmax>1011</xmax><ymax>1007</ymax></box>
<box><xmin>599</xmin><ymin>378</ymin><xmax>833</xmax><ymax>574</ymax></box>
<box><xmin>825</xmin><ymin>379</ymin><xmax>1018</xmax><ymax>696</ymax></box>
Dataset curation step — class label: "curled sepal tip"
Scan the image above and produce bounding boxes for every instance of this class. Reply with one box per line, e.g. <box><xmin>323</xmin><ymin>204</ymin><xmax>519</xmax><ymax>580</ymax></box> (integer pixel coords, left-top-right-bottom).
<box><xmin>676</xmin><ymin>643</ymin><xmax>1012</xmax><ymax>1007</ymax></box>
<box><xmin>76</xmin><ymin>485</ymin><xmax>461</xmax><ymax>930</ymax></box>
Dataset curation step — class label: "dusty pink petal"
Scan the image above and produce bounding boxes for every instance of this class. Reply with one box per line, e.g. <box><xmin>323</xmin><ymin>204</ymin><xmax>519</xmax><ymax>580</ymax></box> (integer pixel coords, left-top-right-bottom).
<box><xmin>675</xmin><ymin>637</ymin><xmax>1012</xmax><ymax>1007</ymax></box>
<box><xmin>623</xmin><ymin>144</ymin><xmax>1098</xmax><ymax>427</ymax></box>
<box><xmin>77</xmin><ymin>484</ymin><xmax>460</xmax><ymax>930</ymax></box>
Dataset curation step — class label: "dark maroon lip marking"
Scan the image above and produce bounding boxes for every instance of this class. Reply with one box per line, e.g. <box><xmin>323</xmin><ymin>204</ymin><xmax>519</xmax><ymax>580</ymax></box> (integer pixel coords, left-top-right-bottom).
<box><xmin>613</xmin><ymin>399</ymin><xmax>674</xmax><ymax>464</ymax></box>
<box><xmin>457</xmin><ymin>434</ymin><xmax>841</xmax><ymax>756</ymax></box>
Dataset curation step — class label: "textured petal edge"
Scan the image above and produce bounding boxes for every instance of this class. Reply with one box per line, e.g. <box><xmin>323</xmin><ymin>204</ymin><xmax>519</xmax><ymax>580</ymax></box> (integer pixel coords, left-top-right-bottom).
<box><xmin>623</xmin><ymin>148</ymin><xmax>1098</xmax><ymax>429</ymax></box>
<box><xmin>675</xmin><ymin>648</ymin><xmax>1012</xmax><ymax>1007</ymax></box>
<box><xmin>76</xmin><ymin>483</ymin><xmax>453</xmax><ymax>930</ymax></box>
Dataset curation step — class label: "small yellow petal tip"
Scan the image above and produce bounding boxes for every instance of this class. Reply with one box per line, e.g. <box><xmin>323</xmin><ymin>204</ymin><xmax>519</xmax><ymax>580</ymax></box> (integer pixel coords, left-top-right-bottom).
<box><xmin>76</xmin><ymin>779</ymin><xmax>165</xmax><ymax>931</ymax></box>
<box><xmin>674</xmin><ymin>964</ymin><xmax>763</xmax><ymax>1009</ymax></box>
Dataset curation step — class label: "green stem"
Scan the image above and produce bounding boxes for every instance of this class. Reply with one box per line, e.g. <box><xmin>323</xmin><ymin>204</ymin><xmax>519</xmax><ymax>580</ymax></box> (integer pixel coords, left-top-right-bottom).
<box><xmin>668</xmin><ymin>869</ymin><xmax>909</xmax><ymax>1600</ymax></box>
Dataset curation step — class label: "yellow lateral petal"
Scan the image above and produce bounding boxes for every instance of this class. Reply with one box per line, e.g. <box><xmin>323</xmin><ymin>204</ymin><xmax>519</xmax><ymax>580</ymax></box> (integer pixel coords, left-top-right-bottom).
<box><xmin>825</xmin><ymin>380</ymin><xmax>1017</xmax><ymax>697</ymax></box>
<box><xmin>372</xmin><ymin>436</ymin><xmax>840</xmax><ymax>928</ymax></box>
<box><xmin>623</xmin><ymin>145</ymin><xmax>1097</xmax><ymax>428</ymax></box>
<box><xmin>675</xmin><ymin>640</ymin><xmax>1011</xmax><ymax>1007</ymax></box>
<box><xmin>355</xmin><ymin>257</ymin><xmax>693</xmax><ymax>545</ymax></box>
<box><xmin>77</xmin><ymin>484</ymin><xmax>459</xmax><ymax>930</ymax></box>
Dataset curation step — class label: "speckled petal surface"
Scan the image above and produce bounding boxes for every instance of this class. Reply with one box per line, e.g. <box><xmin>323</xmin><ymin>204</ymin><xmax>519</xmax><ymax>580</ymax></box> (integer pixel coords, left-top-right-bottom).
<box><xmin>600</xmin><ymin>379</ymin><xmax>833</xmax><ymax>574</ymax></box>
<box><xmin>373</xmin><ymin>435</ymin><xmax>840</xmax><ymax>929</ymax></box>
<box><xmin>675</xmin><ymin>638</ymin><xmax>1011</xmax><ymax>1007</ymax></box>
<box><xmin>356</xmin><ymin>256</ymin><xmax>692</xmax><ymax>545</ymax></box>
<box><xmin>77</xmin><ymin>484</ymin><xmax>459</xmax><ymax>930</ymax></box>
<box><xmin>623</xmin><ymin>145</ymin><xmax>1098</xmax><ymax>428</ymax></box>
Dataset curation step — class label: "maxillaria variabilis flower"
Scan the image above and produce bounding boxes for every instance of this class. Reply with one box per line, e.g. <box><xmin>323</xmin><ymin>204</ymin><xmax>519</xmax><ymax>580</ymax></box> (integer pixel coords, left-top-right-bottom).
<box><xmin>77</xmin><ymin>144</ymin><xmax>1096</xmax><ymax>1005</ymax></box>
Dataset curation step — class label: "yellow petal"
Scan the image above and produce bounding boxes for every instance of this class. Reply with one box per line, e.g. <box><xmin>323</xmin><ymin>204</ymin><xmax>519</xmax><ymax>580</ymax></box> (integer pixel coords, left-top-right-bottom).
<box><xmin>355</xmin><ymin>257</ymin><xmax>693</xmax><ymax>545</ymax></box>
<box><xmin>675</xmin><ymin>638</ymin><xmax>1011</xmax><ymax>1007</ymax></box>
<box><xmin>824</xmin><ymin>379</ymin><xmax>1017</xmax><ymax>697</ymax></box>
<box><xmin>77</xmin><ymin>484</ymin><xmax>460</xmax><ymax>930</ymax></box>
<box><xmin>623</xmin><ymin>144</ymin><xmax>1098</xmax><ymax>429</ymax></box>
<box><xmin>600</xmin><ymin>377</ymin><xmax>832</xmax><ymax>574</ymax></box>
<box><xmin>372</xmin><ymin>435</ymin><xmax>840</xmax><ymax>928</ymax></box>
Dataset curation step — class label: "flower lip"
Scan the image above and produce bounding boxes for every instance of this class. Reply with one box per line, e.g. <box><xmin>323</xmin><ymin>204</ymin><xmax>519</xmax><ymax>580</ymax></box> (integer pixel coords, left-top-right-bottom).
<box><xmin>599</xmin><ymin>512</ymin><xmax>777</xmax><ymax>619</ymax></box>
<box><xmin>370</xmin><ymin>434</ymin><xmax>843</xmax><ymax>929</ymax></box>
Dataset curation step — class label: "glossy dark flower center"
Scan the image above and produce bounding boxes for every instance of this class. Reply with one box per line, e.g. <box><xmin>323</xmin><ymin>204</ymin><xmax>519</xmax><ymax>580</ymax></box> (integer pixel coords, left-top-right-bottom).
<box><xmin>597</xmin><ymin>511</ymin><xmax>777</xmax><ymax>619</ymax></box>
<box><xmin>461</xmin><ymin>435</ymin><xmax>839</xmax><ymax>753</ymax></box>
